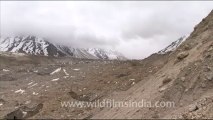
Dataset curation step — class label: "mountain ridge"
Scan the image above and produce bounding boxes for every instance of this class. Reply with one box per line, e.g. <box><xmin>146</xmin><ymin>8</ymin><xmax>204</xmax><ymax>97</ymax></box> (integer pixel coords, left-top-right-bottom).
<box><xmin>0</xmin><ymin>35</ymin><xmax>126</xmax><ymax>60</ymax></box>
<box><xmin>158</xmin><ymin>35</ymin><xmax>188</xmax><ymax>54</ymax></box>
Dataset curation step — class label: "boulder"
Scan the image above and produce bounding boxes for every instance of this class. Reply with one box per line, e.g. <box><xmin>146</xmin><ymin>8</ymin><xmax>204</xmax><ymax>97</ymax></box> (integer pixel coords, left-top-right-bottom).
<box><xmin>162</xmin><ymin>77</ymin><xmax>172</xmax><ymax>85</ymax></box>
<box><xmin>206</xmin><ymin>73</ymin><xmax>213</xmax><ymax>81</ymax></box>
<box><xmin>177</xmin><ymin>52</ymin><xmax>189</xmax><ymax>60</ymax></box>
<box><xmin>188</xmin><ymin>104</ymin><xmax>198</xmax><ymax>112</ymax></box>
<box><xmin>180</xmin><ymin>77</ymin><xmax>186</xmax><ymax>82</ymax></box>
<box><xmin>4</xmin><ymin>103</ymin><xmax>43</xmax><ymax>119</ymax></box>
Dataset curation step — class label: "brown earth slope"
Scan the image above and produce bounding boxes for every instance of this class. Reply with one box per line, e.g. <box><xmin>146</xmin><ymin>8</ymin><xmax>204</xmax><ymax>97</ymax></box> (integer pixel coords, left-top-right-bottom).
<box><xmin>92</xmin><ymin>10</ymin><xmax>213</xmax><ymax>119</ymax></box>
<box><xmin>0</xmin><ymin>52</ymin><xmax>167</xmax><ymax>119</ymax></box>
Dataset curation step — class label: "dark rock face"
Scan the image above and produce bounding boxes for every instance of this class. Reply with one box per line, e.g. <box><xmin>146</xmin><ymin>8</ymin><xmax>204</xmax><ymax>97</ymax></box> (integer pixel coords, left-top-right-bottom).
<box><xmin>162</xmin><ymin>77</ymin><xmax>172</xmax><ymax>85</ymax></box>
<box><xmin>46</xmin><ymin>44</ymin><xmax>67</xmax><ymax>57</ymax></box>
<box><xmin>4</xmin><ymin>103</ymin><xmax>43</xmax><ymax>119</ymax></box>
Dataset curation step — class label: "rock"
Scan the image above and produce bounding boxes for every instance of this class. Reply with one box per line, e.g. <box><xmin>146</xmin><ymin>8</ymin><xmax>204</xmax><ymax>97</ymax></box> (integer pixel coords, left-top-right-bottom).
<box><xmin>0</xmin><ymin>98</ymin><xmax>5</xmax><ymax>103</ymax></box>
<box><xmin>188</xmin><ymin>104</ymin><xmax>198</xmax><ymax>112</ymax></box>
<box><xmin>184</xmin><ymin>44</ymin><xmax>192</xmax><ymax>50</ymax></box>
<box><xmin>0</xmin><ymin>98</ymin><xmax>5</xmax><ymax>106</ymax></box>
<box><xmin>68</xmin><ymin>90</ymin><xmax>91</xmax><ymax>101</ymax></box>
<box><xmin>83</xmin><ymin>114</ymin><xmax>93</xmax><ymax>119</ymax></box>
<box><xmin>208</xmin><ymin>46</ymin><xmax>213</xmax><ymax>52</ymax></box>
<box><xmin>181</xmin><ymin>77</ymin><xmax>186</xmax><ymax>82</ymax></box>
<box><xmin>116</xmin><ymin>73</ymin><xmax>128</xmax><ymax>78</ymax></box>
<box><xmin>177</xmin><ymin>52</ymin><xmax>189</xmax><ymax>60</ymax></box>
<box><xmin>201</xmin><ymin>83</ymin><xmax>206</xmax><ymax>88</ymax></box>
<box><xmin>0</xmin><ymin>74</ymin><xmax>16</xmax><ymax>81</ymax></box>
<box><xmin>206</xmin><ymin>73</ymin><xmax>213</xmax><ymax>81</ymax></box>
<box><xmin>68</xmin><ymin>90</ymin><xmax>79</xmax><ymax>100</ymax></box>
<box><xmin>151</xmin><ymin>112</ymin><xmax>159</xmax><ymax>118</ymax></box>
<box><xmin>161</xmin><ymin>74</ymin><xmax>166</xmax><ymax>77</ymax></box>
<box><xmin>184</xmin><ymin>89</ymin><xmax>189</xmax><ymax>92</ymax></box>
<box><xmin>205</xmin><ymin>53</ymin><xmax>212</xmax><ymax>58</ymax></box>
<box><xmin>4</xmin><ymin>103</ymin><xmax>43</xmax><ymax>119</ymax></box>
<box><xmin>159</xmin><ymin>87</ymin><xmax>166</xmax><ymax>92</ymax></box>
<box><xmin>37</xmin><ymin>70</ymin><xmax>51</xmax><ymax>76</ymax></box>
<box><xmin>162</xmin><ymin>77</ymin><xmax>172</xmax><ymax>85</ymax></box>
<box><xmin>204</xmin><ymin>66</ymin><xmax>211</xmax><ymax>72</ymax></box>
<box><xmin>78</xmin><ymin>94</ymin><xmax>90</xmax><ymax>102</ymax></box>
<box><xmin>172</xmin><ymin>114</ymin><xmax>185</xmax><ymax>119</ymax></box>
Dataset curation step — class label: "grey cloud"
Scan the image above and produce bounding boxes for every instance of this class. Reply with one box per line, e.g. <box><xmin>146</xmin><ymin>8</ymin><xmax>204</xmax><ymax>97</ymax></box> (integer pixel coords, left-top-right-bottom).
<box><xmin>1</xmin><ymin>1</ymin><xmax>213</xmax><ymax>59</ymax></box>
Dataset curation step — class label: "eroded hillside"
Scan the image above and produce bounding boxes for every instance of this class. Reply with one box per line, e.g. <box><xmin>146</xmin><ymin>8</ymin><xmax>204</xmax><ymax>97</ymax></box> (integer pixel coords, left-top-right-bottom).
<box><xmin>92</xmin><ymin>10</ymin><xmax>213</xmax><ymax>119</ymax></box>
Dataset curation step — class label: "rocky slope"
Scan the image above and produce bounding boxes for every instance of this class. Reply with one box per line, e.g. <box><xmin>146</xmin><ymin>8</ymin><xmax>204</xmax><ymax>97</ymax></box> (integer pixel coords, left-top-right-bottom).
<box><xmin>0</xmin><ymin>36</ymin><xmax>126</xmax><ymax>60</ymax></box>
<box><xmin>91</xmin><ymin>10</ymin><xmax>213</xmax><ymax>119</ymax></box>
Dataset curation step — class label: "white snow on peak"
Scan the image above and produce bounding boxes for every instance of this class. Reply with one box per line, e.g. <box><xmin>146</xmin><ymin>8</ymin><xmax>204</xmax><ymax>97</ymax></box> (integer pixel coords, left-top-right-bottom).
<box><xmin>0</xmin><ymin>36</ymin><xmax>49</xmax><ymax>56</ymax></box>
<box><xmin>158</xmin><ymin>35</ymin><xmax>189</xmax><ymax>54</ymax></box>
<box><xmin>86</xmin><ymin>48</ymin><xmax>126</xmax><ymax>60</ymax></box>
<box><xmin>0</xmin><ymin>35</ymin><xmax>127</xmax><ymax>60</ymax></box>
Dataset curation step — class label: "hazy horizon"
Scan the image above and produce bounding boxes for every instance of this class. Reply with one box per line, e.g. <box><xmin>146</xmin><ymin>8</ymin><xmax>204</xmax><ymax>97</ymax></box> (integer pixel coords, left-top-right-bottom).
<box><xmin>1</xmin><ymin>1</ymin><xmax>213</xmax><ymax>59</ymax></box>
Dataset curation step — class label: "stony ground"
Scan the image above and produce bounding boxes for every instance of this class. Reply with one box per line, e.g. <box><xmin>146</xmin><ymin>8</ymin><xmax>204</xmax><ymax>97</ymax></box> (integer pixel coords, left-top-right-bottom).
<box><xmin>0</xmin><ymin>52</ymin><xmax>167</xmax><ymax>119</ymax></box>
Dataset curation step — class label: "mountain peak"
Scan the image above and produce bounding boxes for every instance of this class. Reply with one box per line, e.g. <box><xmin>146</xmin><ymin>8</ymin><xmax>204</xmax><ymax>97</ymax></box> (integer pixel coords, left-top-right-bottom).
<box><xmin>158</xmin><ymin>35</ymin><xmax>188</xmax><ymax>54</ymax></box>
<box><xmin>0</xmin><ymin>36</ymin><xmax>126</xmax><ymax>60</ymax></box>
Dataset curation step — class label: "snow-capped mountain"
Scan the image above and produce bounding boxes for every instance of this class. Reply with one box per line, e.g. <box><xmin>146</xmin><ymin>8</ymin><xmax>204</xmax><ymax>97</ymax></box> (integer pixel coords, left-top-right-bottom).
<box><xmin>158</xmin><ymin>36</ymin><xmax>188</xmax><ymax>54</ymax></box>
<box><xmin>0</xmin><ymin>36</ymin><xmax>126</xmax><ymax>60</ymax></box>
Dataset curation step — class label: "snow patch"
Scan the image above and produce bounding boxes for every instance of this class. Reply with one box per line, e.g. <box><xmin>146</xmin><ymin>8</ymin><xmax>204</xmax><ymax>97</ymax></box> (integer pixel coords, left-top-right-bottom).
<box><xmin>73</xmin><ymin>68</ymin><xmax>80</xmax><ymax>71</ymax></box>
<box><xmin>28</xmin><ymin>83</ymin><xmax>38</xmax><ymax>88</ymax></box>
<box><xmin>158</xmin><ymin>35</ymin><xmax>189</xmax><ymax>54</ymax></box>
<box><xmin>131</xmin><ymin>82</ymin><xmax>135</xmax><ymax>85</ymax></box>
<box><xmin>51</xmin><ymin>78</ymin><xmax>59</xmax><ymax>81</ymax></box>
<box><xmin>129</xmin><ymin>79</ymin><xmax>135</xmax><ymax>81</ymax></box>
<box><xmin>33</xmin><ymin>92</ymin><xmax>39</xmax><ymax>95</ymax></box>
<box><xmin>63</xmin><ymin>76</ymin><xmax>69</xmax><ymax>79</ymax></box>
<box><xmin>2</xmin><ymin>69</ymin><xmax>10</xmax><ymax>72</ymax></box>
<box><xmin>15</xmin><ymin>89</ymin><xmax>25</xmax><ymax>94</ymax></box>
<box><xmin>0</xmin><ymin>36</ymin><xmax>126</xmax><ymax>60</ymax></box>
<box><xmin>63</xmin><ymin>69</ymin><xmax>69</xmax><ymax>76</ymax></box>
<box><xmin>22</xmin><ymin>111</ymin><xmax>27</xmax><ymax>118</ymax></box>
<box><xmin>50</xmin><ymin>67</ymin><xmax>61</xmax><ymax>75</ymax></box>
<box><xmin>25</xmin><ymin>100</ymin><xmax>31</xmax><ymax>104</ymax></box>
<box><xmin>28</xmin><ymin>81</ymin><xmax>34</xmax><ymax>85</ymax></box>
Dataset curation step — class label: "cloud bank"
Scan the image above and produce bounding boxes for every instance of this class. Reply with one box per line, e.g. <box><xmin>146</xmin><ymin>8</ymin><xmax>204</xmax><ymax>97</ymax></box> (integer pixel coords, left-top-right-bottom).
<box><xmin>1</xmin><ymin>1</ymin><xmax>213</xmax><ymax>59</ymax></box>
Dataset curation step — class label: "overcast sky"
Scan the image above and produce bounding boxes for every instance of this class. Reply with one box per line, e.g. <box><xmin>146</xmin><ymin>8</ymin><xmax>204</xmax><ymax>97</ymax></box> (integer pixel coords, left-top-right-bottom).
<box><xmin>1</xmin><ymin>1</ymin><xmax>213</xmax><ymax>59</ymax></box>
